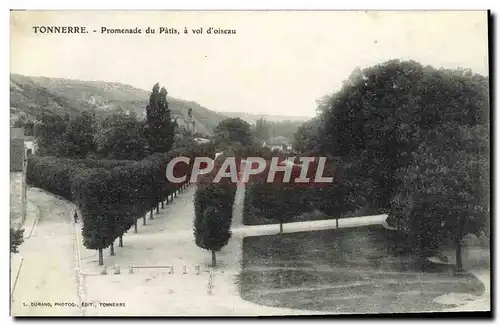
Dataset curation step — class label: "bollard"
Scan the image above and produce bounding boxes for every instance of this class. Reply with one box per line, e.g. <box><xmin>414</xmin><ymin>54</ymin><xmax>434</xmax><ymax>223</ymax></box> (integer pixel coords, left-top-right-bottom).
<box><xmin>207</xmin><ymin>279</ymin><xmax>213</xmax><ymax>295</ymax></box>
<box><xmin>195</xmin><ymin>265</ymin><xmax>200</xmax><ymax>275</ymax></box>
<box><xmin>129</xmin><ymin>266</ymin><xmax>134</xmax><ymax>274</ymax></box>
<box><xmin>207</xmin><ymin>269</ymin><xmax>214</xmax><ymax>295</ymax></box>
<box><xmin>100</xmin><ymin>266</ymin><xmax>107</xmax><ymax>275</ymax></box>
<box><xmin>114</xmin><ymin>265</ymin><xmax>121</xmax><ymax>275</ymax></box>
<box><xmin>183</xmin><ymin>265</ymin><xmax>187</xmax><ymax>274</ymax></box>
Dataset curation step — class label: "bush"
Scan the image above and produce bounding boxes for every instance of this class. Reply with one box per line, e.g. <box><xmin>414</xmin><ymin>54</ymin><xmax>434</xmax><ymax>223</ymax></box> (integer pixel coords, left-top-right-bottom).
<box><xmin>10</xmin><ymin>228</ymin><xmax>24</xmax><ymax>253</ymax></box>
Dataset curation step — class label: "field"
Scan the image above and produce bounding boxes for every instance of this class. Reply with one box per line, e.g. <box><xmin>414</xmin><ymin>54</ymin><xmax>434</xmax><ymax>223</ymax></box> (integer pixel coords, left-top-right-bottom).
<box><xmin>240</xmin><ymin>227</ymin><xmax>486</xmax><ymax>314</ymax></box>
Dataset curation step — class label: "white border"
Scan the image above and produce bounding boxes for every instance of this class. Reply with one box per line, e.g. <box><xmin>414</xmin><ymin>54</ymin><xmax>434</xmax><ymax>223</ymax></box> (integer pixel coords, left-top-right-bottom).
<box><xmin>2</xmin><ymin>1</ymin><xmax>496</xmax><ymax>325</ymax></box>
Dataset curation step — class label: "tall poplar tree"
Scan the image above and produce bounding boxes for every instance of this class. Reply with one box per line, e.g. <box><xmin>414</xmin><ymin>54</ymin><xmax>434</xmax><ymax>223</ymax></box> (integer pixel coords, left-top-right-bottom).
<box><xmin>146</xmin><ymin>83</ymin><xmax>175</xmax><ymax>153</ymax></box>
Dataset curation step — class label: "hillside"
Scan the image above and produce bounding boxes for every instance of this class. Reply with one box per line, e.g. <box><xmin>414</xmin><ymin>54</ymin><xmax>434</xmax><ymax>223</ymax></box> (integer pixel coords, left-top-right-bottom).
<box><xmin>10</xmin><ymin>74</ymin><xmax>227</xmax><ymax>135</ymax></box>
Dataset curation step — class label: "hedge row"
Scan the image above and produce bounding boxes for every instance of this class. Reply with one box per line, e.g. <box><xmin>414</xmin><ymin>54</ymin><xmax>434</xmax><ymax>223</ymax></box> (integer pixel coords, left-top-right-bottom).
<box><xmin>27</xmin><ymin>145</ymin><xmax>215</xmax><ymax>265</ymax></box>
<box><xmin>78</xmin><ymin>147</ymin><xmax>214</xmax><ymax>257</ymax></box>
<box><xmin>241</xmin><ymin>152</ymin><xmax>363</xmax><ymax>226</ymax></box>
<box><xmin>59</xmin><ymin>158</ymin><xmax>136</xmax><ymax>169</ymax></box>
<box><xmin>26</xmin><ymin>156</ymin><xmax>135</xmax><ymax>200</ymax></box>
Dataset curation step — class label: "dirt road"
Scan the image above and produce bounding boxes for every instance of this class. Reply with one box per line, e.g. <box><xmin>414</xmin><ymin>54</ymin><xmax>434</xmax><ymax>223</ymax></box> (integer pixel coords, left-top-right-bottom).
<box><xmin>11</xmin><ymin>188</ymin><xmax>83</xmax><ymax>316</ymax></box>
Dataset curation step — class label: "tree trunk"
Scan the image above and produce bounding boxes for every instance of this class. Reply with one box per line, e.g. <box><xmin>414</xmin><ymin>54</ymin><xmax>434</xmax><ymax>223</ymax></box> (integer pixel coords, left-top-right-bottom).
<box><xmin>456</xmin><ymin>238</ymin><xmax>463</xmax><ymax>272</ymax></box>
<box><xmin>338</xmin><ymin>237</ymin><xmax>345</xmax><ymax>263</ymax></box>
<box><xmin>134</xmin><ymin>220</ymin><xmax>138</xmax><ymax>233</ymax></box>
<box><xmin>211</xmin><ymin>250</ymin><xmax>216</xmax><ymax>267</ymax></box>
<box><xmin>98</xmin><ymin>249</ymin><xmax>104</xmax><ymax>266</ymax></box>
<box><xmin>386</xmin><ymin>233</ymin><xmax>390</xmax><ymax>256</ymax></box>
<box><xmin>279</xmin><ymin>222</ymin><xmax>283</xmax><ymax>235</ymax></box>
<box><xmin>161</xmin><ymin>200</ymin><xmax>164</xmax><ymax>209</ymax></box>
<box><xmin>455</xmin><ymin>215</ymin><xmax>464</xmax><ymax>272</ymax></box>
<box><xmin>110</xmin><ymin>242</ymin><xmax>115</xmax><ymax>256</ymax></box>
<box><xmin>119</xmin><ymin>235</ymin><xmax>123</xmax><ymax>248</ymax></box>
<box><xmin>143</xmin><ymin>214</ymin><xmax>146</xmax><ymax>225</ymax></box>
<box><xmin>149</xmin><ymin>209</ymin><xmax>154</xmax><ymax>220</ymax></box>
<box><xmin>156</xmin><ymin>202</ymin><xmax>160</xmax><ymax>214</ymax></box>
<box><xmin>336</xmin><ymin>217</ymin><xmax>339</xmax><ymax>229</ymax></box>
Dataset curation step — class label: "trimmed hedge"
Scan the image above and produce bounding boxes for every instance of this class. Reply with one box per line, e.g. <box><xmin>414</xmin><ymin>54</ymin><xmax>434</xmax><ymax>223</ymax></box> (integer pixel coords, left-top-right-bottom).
<box><xmin>27</xmin><ymin>156</ymin><xmax>134</xmax><ymax>201</ymax></box>
<box><xmin>27</xmin><ymin>146</ymin><xmax>215</xmax><ymax>265</ymax></box>
<box><xmin>241</xmin><ymin>152</ymin><xmax>347</xmax><ymax>226</ymax></box>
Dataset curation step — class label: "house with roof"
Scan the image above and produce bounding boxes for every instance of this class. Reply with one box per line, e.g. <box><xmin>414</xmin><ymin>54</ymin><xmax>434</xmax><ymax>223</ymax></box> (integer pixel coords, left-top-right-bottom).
<box><xmin>261</xmin><ymin>136</ymin><xmax>293</xmax><ymax>152</ymax></box>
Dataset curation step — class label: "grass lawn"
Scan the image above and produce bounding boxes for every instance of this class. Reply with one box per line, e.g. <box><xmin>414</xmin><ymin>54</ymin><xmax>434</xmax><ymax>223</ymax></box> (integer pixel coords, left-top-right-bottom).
<box><xmin>239</xmin><ymin>226</ymin><xmax>485</xmax><ymax>314</ymax></box>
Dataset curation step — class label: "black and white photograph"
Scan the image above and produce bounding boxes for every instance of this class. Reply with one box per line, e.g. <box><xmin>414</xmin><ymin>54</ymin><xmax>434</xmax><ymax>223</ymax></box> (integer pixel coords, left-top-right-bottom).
<box><xmin>9</xmin><ymin>10</ymin><xmax>491</xmax><ymax>317</ymax></box>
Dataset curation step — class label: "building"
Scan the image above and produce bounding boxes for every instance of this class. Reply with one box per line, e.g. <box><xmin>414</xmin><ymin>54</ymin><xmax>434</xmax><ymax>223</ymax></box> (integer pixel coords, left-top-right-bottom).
<box><xmin>24</xmin><ymin>136</ymin><xmax>36</xmax><ymax>155</ymax></box>
<box><xmin>10</xmin><ymin>128</ymin><xmax>28</xmax><ymax>229</ymax></box>
<box><xmin>261</xmin><ymin>137</ymin><xmax>293</xmax><ymax>152</ymax></box>
<box><xmin>193</xmin><ymin>137</ymin><xmax>210</xmax><ymax>145</ymax></box>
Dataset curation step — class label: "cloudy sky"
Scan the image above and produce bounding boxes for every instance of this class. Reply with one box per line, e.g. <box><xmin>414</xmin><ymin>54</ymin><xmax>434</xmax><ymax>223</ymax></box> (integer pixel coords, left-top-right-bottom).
<box><xmin>10</xmin><ymin>11</ymin><xmax>488</xmax><ymax>117</ymax></box>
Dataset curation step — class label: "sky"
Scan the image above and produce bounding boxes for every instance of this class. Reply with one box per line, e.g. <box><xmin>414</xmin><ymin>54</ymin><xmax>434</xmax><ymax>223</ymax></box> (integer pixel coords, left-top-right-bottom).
<box><xmin>10</xmin><ymin>11</ymin><xmax>489</xmax><ymax>117</ymax></box>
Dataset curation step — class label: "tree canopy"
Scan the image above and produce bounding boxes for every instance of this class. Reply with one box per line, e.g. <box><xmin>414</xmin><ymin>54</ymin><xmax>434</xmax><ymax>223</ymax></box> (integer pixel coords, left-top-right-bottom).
<box><xmin>214</xmin><ymin>117</ymin><xmax>254</xmax><ymax>149</ymax></box>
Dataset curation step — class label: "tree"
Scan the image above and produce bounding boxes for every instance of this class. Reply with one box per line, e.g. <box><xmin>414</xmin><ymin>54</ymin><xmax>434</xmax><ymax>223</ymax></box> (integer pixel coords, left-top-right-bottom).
<box><xmin>315</xmin><ymin>60</ymin><xmax>488</xmax><ymax>264</ymax></box>
<box><xmin>95</xmin><ymin>111</ymin><xmax>149</xmax><ymax>160</ymax></box>
<box><xmin>293</xmin><ymin>118</ymin><xmax>321</xmax><ymax>153</ymax></box>
<box><xmin>34</xmin><ymin>112</ymin><xmax>71</xmax><ymax>157</ymax></box>
<box><xmin>253</xmin><ymin>117</ymin><xmax>269</xmax><ymax>143</ymax></box>
<box><xmin>391</xmin><ymin>125</ymin><xmax>489</xmax><ymax>270</ymax></box>
<box><xmin>10</xmin><ymin>228</ymin><xmax>24</xmax><ymax>253</ymax></box>
<box><xmin>66</xmin><ymin>111</ymin><xmax>97</xmax><ymax>158</ymax></box>
<box><xmin>34</xmin><ymin>111</ymin><xmax>97</xmax><ymax>158</ymax></box>
<box><xmin>194</xmin><ymin>181</ymin><xmax>236</xmax><ymax>267</ymax></box>
<box><xmin>201</xmin><ymin>206</ymin><xmax>231</xmax><ymax>266</ymax></box>
<box><xmin>318</xmin><ymin>60</ymin><xmax>488</xmax><ymax>212</ymax></box>
<box><xmin>80</xmin><ymin>169</ymin><xmax>115</xmax><ymax>265</ymax></box>
<box><xmin>214</xmin><ymin>118</ymin><xmax>254</xmax><ymax>148</ymax></box>
<box><xmin>13</xmin><ymin>113</ymin><xmax>35</xmax><ymax>136</ymax></box>
<box><xmin>145</xmin><ymin>83</ymin><xmax>175</xmax><ymax>153</ymax></box>
<box><xmin>266</xmin><ymin>120</ymin><xmax>302</xmax><ymax>142</ymax></box>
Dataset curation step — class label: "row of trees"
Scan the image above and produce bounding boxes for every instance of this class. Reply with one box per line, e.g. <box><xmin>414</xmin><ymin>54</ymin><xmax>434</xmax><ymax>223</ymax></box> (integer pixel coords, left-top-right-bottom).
<box><xmin>28</xmin><ymin>145</ymin><xmax>214</xmax><ymax>265</ymax></box>
<box><xmin>33</xmin><ymin>83</ymin><xmax>178</xmax><ymax>161</ymax></box>
<box><xmin>292</xmin><ymin>60</ymin><xmax>489</xmax><ymax>270</ymax></box>
<box><xmin>242</xmin><ymin>150</ymin><xmax>365</xmax><ymax>232</ymax></box>
<box><xmin>253</xmin><ymin>117</ymin><xmax>302</xmax><ymax>145</ymax></box>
